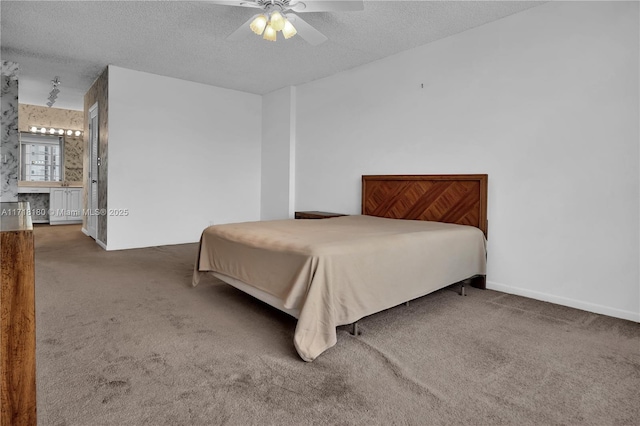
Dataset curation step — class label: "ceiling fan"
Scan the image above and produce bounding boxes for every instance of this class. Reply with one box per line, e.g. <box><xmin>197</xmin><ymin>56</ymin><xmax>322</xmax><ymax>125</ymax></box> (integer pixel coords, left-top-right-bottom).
<box><xmin>209</xmin><ymin>0</ymin><xmax>364</xmax><ymax>45</ymax></box>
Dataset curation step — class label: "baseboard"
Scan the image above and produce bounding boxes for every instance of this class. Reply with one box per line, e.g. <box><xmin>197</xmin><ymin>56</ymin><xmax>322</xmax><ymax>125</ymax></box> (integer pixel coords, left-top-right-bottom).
<box><xmin>95</xmin><ymin>238</ymin><xmax>107</xmax><ymax>250</ymax></box>
<box><xmin>487</xmin><ymin>280</ymin><xmax>640</xmax><ymax>323</ymax></box>
<box><xmin>82</xmin><ymin>227</ymin><xmax>105</xmax><ymax>249</ymax></box>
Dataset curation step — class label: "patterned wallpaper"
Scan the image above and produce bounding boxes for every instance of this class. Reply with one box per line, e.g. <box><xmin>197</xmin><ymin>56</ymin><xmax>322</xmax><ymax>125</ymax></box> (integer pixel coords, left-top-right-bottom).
<box><xmin>64</xmin><ymin>135</ymin><xmax>83</xmax><ymax>182</ymax></box>
<box><xmin>17</xmin><ymin>193</ymin><xmax>49</xmax><ymax>222</ymax></box>
<box><xmin>18</xmin><ymin>104</ymin><xmax>84</xmax><ymax>183</ymax></box>
<box><xmin>18</xmin><ymin>103</ymin><xmax>83</xmax><ymax>130</ymax></box>
<box><xmin>84</xmin><ymin>67</ymin><xmax>109</xmax><ymax>245</ymax></box>
<box><xmin>1</xmin><ymin>61</ymin><xmax>19</xmax><ymax>202</ymax></box>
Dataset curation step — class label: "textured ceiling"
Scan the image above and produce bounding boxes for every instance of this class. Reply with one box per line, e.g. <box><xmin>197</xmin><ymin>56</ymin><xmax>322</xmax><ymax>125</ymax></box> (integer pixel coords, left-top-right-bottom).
<box><xmin>1</xmin><ymin>1</ymin><xmax>544</xmax><ymax>110</ymax></box>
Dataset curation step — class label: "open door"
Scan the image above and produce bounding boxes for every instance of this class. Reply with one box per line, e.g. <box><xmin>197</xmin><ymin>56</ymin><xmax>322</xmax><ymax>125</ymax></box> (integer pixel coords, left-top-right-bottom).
<box><xmin>87</xmin><ymin>103</ymin><xmax>98</xmax><ymax>240</ymax></box>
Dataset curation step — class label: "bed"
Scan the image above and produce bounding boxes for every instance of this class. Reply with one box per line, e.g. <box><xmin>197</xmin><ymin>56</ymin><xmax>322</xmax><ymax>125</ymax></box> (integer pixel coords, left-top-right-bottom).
<box><xmin>192</xmin><ymin>174</ymin><xmax>488</xmax><ymax>361</ymax></box>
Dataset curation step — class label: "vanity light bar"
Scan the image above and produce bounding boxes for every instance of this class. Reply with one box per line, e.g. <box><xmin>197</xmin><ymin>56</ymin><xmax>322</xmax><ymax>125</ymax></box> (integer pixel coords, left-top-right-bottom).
<box><xmin>29</xmin><ymin>126</ymin><xmax>82</xmax><ymax>137</ymax></box>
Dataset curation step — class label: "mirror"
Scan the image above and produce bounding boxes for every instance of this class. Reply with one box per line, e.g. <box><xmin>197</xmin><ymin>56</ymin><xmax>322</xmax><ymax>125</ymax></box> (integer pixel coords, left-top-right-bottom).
<box><xmin>19</xmin><ymin>130</ymin><xmax>84</xmax><ymax>184</ymax></box>
<box><xmin>19</xmin><ymin>132</ymin><xmax>63</xmax><ymax>182</ymax></box>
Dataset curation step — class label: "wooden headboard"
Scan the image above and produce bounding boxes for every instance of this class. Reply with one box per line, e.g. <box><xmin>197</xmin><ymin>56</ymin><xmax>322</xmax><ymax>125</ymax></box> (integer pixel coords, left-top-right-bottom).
<box><xmin>362</xmin><ymin>174</ymin><xmax>488</xmax><ymax>237</ymax></box>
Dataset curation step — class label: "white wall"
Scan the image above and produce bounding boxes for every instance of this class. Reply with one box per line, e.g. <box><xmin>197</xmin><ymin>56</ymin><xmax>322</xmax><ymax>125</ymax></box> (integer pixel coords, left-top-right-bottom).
<box><xmin>261</xmin><ymin>86</ymin><xmax>296</xmax><ymax>220</ymax></box>
<box><xmin>107</xmin><ymin>66</ymin><xmax>262</xmax><ymax>250</ymax></box>
<box><xmin>294</xmin><ymin>1</ymin><xmax>639</xmax><ymax>321</ymax></box>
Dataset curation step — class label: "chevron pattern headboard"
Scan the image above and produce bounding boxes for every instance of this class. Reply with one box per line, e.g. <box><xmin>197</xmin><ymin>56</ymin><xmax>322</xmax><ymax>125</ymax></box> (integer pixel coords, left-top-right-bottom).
<box><xmin>362</xmin><ymin>174</ymin><xmax>488</xmax><ymax>237</ymax></box>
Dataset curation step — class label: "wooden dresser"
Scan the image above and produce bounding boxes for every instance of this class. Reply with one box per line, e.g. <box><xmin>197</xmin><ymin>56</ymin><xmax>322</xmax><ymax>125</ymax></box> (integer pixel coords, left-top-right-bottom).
<box><xmin>1</xmin><ymin>202</ymin><xmax>37</xmax><ymax>425</ymax></box>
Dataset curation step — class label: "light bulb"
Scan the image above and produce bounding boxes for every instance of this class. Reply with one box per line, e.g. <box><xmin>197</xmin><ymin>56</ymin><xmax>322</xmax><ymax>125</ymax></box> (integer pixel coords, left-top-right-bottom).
<box><xmin>250</xmin><ymin>14</ymin><xmax>267</xmax><ymax>35</ymax></box>
<box><xmin>49</xmin><ymin>128</ymin><xmax>56</xmax><ymax>134</ymax></box>
<box><xmin>263</xmin><ymin>23</ymin><xmax>277</xmax><ymax>41</ymax></box>
<box><xmin>58</xmin><ymin>129</ymin><xmax>64</xmax><ymax>135</ymax></box>
<box><xmin>75</xmin><ymin>130</ymin><xmax>81</xmax><ymax>137</ymax></box>
<box><xmin>30</xmin><ymin>126</ymin><xmax>37</xmax><ymax>132</ymax></box>
<box><xmin>282</xmin><ymin>19</ymin><xmax>297</xmax><ymax>39</ymax></box>
<box><xmin>40</xmin><ymin>127</ymin><xmax>46</xmax><ymax>133</ymax></box>
<box><xmin>66</xmin><ymin>130</ymin><xmax>73</xmax><ymax>136</ymax></box>
<box><xmin>270</xmin><ymin>11</ymin><xmax>285</xmax><ymax>31</ymax></box>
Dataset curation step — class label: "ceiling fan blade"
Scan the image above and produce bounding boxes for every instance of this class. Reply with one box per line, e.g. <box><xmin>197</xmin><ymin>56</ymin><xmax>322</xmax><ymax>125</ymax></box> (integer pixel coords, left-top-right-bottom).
<box><xmin>207</xmin><ymin>1</ymin><xmax>263</xmax><ymax>9</ymax></box>
<box><xmin>289</xmin><ymin>1</ymin><xmax>364</xmax><ymax>13</ymax></box>
<box><xmin>227</xmin><ymin>14</ymin><xmax>261</xmax><ymax>41</ymax></box>
<box><xmin>285</xmin><ymin>14</ymin><xmax>328</xmax><ymax>46</ymax></box>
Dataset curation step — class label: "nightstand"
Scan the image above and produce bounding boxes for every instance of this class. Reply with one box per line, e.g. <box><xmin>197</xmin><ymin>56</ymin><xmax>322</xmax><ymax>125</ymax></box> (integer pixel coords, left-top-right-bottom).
<box><xmin>294</xmin><ymin>211</ymin><xmax>347</xmax><ymax>220</ymax></box>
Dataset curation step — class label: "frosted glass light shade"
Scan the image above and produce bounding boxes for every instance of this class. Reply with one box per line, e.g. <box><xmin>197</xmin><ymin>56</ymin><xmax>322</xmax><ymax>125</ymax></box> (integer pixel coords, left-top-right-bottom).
<box><xmin>282</xmin><ymin>19</ymin><xmax>297</xmax><ymax>39</ymax></box>
<box><xmin>269</xmin><ymin>11</ymin><xmax>285</xmax><ymax>31</ymax></box>
<box><xmin>263</xmin><ymin>23</ymin><xmax>277</xmax><ymax>41</ymax></box>
<box><xmin>250</xmin><ymin>14</ymin><xmax>268</xmax><ymax>35</ymax></box>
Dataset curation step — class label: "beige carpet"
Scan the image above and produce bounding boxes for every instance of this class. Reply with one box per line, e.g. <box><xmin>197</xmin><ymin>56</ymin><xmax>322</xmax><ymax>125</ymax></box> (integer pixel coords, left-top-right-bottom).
<box><xmin>34</xmin><ymin>225</ymin><xmax>639</xmax><ymax>425</ymax></box>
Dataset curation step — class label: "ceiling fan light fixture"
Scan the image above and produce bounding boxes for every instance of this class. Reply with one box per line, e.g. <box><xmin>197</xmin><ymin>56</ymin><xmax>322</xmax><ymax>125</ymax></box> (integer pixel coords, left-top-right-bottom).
<box><xmin>263</xmin><ymin>23</ymin><xmax>277</xmax><ymax>41</ymax></box>
<box><xmin>282</xmin><ymin>19</ymin><xmax>297</xmax><ymax>39</ymax></box>
<box><xmin>269</xmin><ymin>11</ymin><xmax>286</xmax><ymax>31</ymax></box>
<box><xmin>250</xmin><ymin>14</ymin><xmax>268</xmax><ymax>35</ymax></box>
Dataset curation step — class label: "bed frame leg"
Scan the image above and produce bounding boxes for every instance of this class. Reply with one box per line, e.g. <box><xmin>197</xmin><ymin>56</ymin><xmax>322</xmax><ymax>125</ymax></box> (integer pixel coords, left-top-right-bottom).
<box><xmin>460</xmin><ymin>282</ymin><xmax>466</xmax><ymax>296</ymax></box>
<box><xmin>350</xmin><ymin>322</ymin><xmax>360</xmax><ymax>336</ymax></box>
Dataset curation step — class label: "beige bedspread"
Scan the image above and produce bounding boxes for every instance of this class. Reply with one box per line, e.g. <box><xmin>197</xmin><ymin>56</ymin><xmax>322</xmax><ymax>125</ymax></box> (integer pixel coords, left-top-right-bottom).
<box><xmin>192</xmin><ymin>215</ymin><xmax>486</xmax><ymax>361</ymax></box>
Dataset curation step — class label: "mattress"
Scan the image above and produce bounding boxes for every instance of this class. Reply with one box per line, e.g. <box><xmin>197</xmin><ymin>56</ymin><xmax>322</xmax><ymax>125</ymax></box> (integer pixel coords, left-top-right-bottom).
<box><xmin>193</xmin><ymin>215</ymin><xmax>486</xmax><ymax>361</ymax></box>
